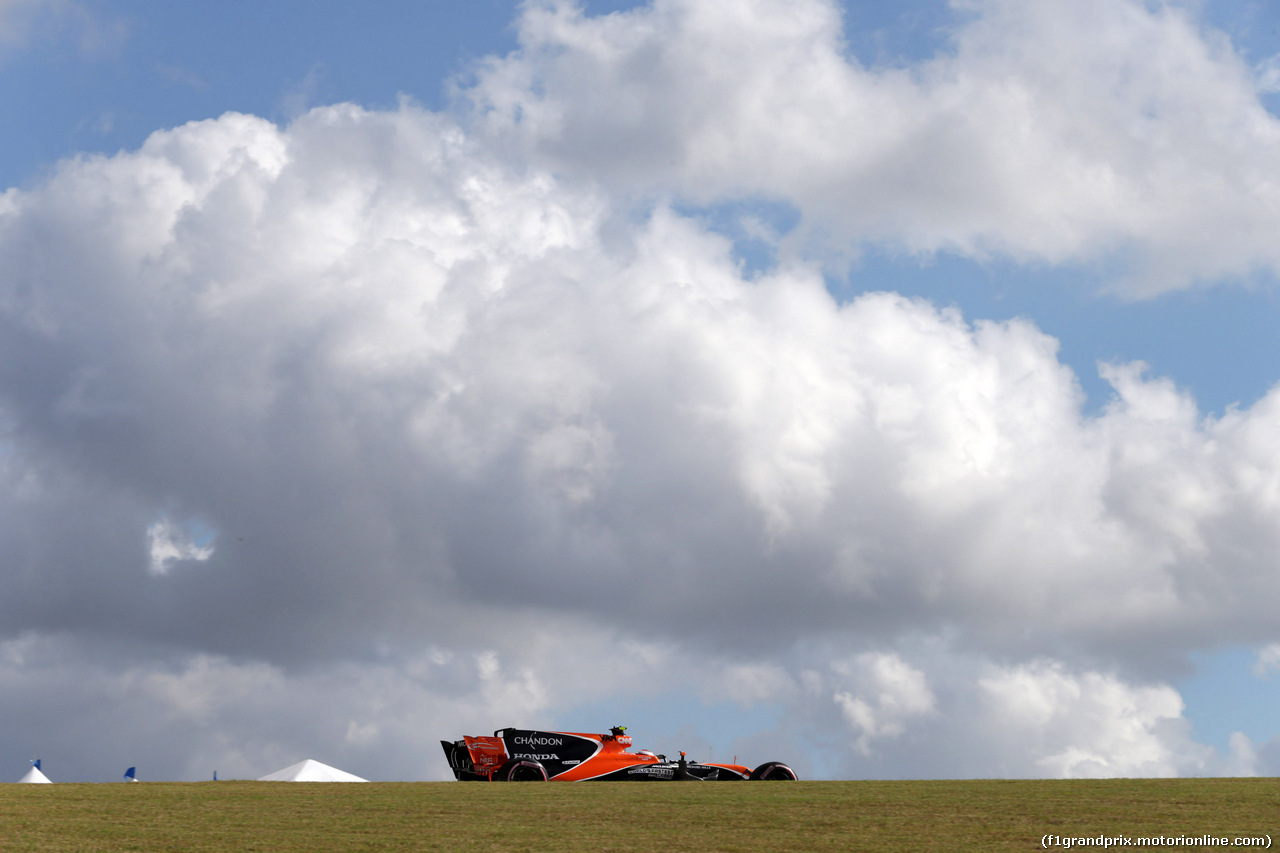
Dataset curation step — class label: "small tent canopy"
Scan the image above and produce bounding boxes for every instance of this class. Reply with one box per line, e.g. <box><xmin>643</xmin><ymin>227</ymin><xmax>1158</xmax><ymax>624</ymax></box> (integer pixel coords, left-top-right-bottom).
<box><xmin>257</xmin><ymin>759</ymin><xmax>367</xmax><ymax>782</ymax></box>
<box><xmin>17</xmin><ymin>764</ymin><xmax>52</xmax><ymax>784</ymax></box>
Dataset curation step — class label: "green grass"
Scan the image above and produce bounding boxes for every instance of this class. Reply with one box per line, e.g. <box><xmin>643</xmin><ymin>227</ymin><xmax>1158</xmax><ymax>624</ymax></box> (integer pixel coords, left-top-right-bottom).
<box><xmin>1</xmin><ymin>779</ymin><xmax>1277</xmax><ymax>852</ymax></box>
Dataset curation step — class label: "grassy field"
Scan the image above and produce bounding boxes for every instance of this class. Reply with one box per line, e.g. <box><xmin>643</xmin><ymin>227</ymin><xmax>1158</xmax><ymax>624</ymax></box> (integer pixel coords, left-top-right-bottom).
<box><xmin>1</xmin><ymin>778</ymin><xmax>1277</xmax><ymax>852</ymax></box>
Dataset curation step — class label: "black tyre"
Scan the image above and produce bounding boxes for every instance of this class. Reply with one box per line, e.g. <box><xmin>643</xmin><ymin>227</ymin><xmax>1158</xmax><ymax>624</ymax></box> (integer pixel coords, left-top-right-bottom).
<box><xmin>494</xmin><ymin>758</ymin><xmax>548</xmax><ymax>781</ymax></box>
<box><xmin>749</xmin><ymin>761</ymin><xmax>797</xmax><ymax>781</ymax></box>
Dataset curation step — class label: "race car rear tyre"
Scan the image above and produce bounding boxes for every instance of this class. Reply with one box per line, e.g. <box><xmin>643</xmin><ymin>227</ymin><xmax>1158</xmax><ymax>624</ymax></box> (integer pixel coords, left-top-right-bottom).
<box><xmin>495</xmin><ymin>758</ymin><xmax>548</xmax><ymax>781</ymax></box>
<box><xmin>749</xmin><ymin>761</ymin><xmax>797</xmax><ymax>781</ymax></box>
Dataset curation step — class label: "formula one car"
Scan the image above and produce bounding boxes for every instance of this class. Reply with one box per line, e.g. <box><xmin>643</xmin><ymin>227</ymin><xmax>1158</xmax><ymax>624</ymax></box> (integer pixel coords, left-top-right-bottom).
<box><xmin>441</xmin><ymin>725</ymin><xmax>797</xmax><ymax>781</ymax></box>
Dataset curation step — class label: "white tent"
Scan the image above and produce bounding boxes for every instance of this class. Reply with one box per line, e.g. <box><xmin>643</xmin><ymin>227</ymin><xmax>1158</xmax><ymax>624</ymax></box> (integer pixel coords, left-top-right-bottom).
<box><xmin>257</xmin><ymin>759</ymin><xmax>367</xmax><ymax>782</ymax></box>
<box><xmin>17</xmin><ymin>765</ymin><xmax>52</xmax><ymax>784</ymax></box>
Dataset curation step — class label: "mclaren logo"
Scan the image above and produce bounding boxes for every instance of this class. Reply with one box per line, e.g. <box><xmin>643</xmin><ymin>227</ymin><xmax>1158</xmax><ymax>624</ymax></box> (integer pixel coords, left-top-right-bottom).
<box><xmin>513</xmin><ymin>735</ymin><xmax>564</xmax><ymax>747</ymax></box>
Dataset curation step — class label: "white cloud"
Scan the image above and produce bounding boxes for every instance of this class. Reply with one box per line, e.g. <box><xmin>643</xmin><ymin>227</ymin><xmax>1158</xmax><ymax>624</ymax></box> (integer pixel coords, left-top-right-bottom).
<box><xmin>1222</xmin><ymin>731</ymin><xmax>1259</xmax><ymax>776</ymax></box>
<box><xmin>1253</xmin><ymin>644</ymin><xmax>1280</xmax><ymax>678</ymax></box>
<box><xmin>832</xmin><ymin>653</ymin><xmax>935</xmax><ymax>754</ymax></box>
<box><xmin>146</xmin><ymin>516</ymin><xmax>214</xmax><ymax>576</ymax></box>
<box><xmin>465</xmin><ymin>0</ymin><xmax>1280</xmax><ymax>294</ymax></box>
<box><xmin>978</xmin><ymin>662</ymin><xmax>1202</xmax><ymax>778</ymax></box>
<box><xmin>782</xmin><ymin>646</ymin><xmax>1250</xmax><ymax>779</ymax></box>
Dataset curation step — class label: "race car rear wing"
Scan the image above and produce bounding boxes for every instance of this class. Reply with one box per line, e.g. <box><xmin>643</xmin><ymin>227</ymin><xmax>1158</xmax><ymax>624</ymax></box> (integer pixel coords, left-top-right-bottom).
<box><xmin>440</xmin><ymin>736</ymin><xmax>509</xmax><ymax>781</ymax></box>
<box><xmin>464</xmin><ymin>736</ymin><xmax>508</xmax><ymax>775</ymax></box>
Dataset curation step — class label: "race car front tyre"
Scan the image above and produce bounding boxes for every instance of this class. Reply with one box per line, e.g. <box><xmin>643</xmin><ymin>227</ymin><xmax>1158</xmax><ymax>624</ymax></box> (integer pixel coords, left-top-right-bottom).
<box><xmin>749</xmin><ymin>761</ymin><xmax>798</xmax><ymax>781</ymax></box>
<box><xmin>494</xmin><ymin>758</ymin><xmax>548</xmax><ymax>781</ymax></box>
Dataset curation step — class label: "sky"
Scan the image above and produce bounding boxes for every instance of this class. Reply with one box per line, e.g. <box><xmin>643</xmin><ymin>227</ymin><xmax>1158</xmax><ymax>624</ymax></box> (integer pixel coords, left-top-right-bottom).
<box><xmin>5</xmin><ymin>0</ymin><xmax>1280</xmax><ymax>783</ymax></box>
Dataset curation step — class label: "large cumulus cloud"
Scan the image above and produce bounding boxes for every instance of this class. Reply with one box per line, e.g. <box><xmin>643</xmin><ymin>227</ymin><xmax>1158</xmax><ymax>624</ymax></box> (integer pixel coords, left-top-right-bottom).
<box><xmin>4</xmin><ymin>0</ymin><xmax>1280</xmax><ymax>780</ymax></box>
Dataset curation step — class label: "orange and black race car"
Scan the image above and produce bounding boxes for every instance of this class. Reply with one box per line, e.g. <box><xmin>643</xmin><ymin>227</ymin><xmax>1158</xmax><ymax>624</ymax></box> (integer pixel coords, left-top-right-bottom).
<box><xmin>440</xmin><ymin>725</ymin><xmax>797</xmax><ymax>781</ymax></box>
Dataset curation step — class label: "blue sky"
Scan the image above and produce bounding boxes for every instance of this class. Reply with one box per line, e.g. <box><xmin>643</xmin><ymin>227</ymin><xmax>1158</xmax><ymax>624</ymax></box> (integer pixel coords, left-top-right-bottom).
<box><xmin>1</xmin><ymin>0</ymin><xmax>519</xmax><ymax>188</ymax></box>
<box><xmin>5</xmin><ymin>0</ymin><xmax>1280</xmax><ymax>782</ymax></box>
